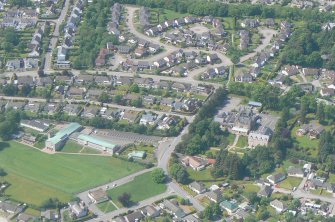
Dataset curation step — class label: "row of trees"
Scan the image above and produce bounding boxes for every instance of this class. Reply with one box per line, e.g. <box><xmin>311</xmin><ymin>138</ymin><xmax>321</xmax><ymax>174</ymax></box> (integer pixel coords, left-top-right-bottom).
<box><xmin>129</xmin><ymin>0</ymin><xmax>335</xmax><ymax>22</ymax></box>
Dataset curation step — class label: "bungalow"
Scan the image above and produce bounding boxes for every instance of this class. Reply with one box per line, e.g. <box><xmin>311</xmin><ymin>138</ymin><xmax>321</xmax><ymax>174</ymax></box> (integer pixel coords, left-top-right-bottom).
<box><xmin>287</xmin><ymin>167</ymin><xmax>304</xmax><ymax>178</ymax></box>
<box><xmin>267</xmin><ymin>173</ymin><xmax>286</xmax><ymax>185</ymax></box>
<box><xmin>189</xmin><ymin>181</ymin><xmax>206</xmax><ymax>194</ymax></box>
<box><xmin>95</xmin><ymin>76</ymin><xmax>111</xmax><ymax>85</ymax></box>
<box><xmin>137</xmin><ymin>61</ymin><xmax>151</xmax><ymax>70</ymax></box>
<box><xmin>182</xmin><ymin>156</ymin><xmax>208</xmax><ymax>171</ymax></box>
<box><xmin>55</xmin><ymin>75</ymin><xmax>73</xmax><ymax>85</ymax></box>
<box><xmin>220</xmin><ymin>200</ymin><xmax>238</xmax><ymax>215</ymax></box>
<box><xmin>17</xmin><ymin>213</ymin><xmax>37</xmax><ymax>222</ymax></box>
<box><xmin>63</xmin><ymin>104</ymin><xmax>82</xmax><ymax>116</ymax></box>
<box><xmin>160</xmin><ymin>98</ymin><xmax>174</xmax><ymax>107</ymax></box>
<box><xmin>67</xmin><ymin>87</ymin><xmax>85</xmax><ymax>98</ymax></box>
<box><xmin>88</xmin><ymin>188</ymin><xmax>109</xmax><ymax>204</ymax></box>
<box><xmin>241</xmin><ymin>19</ymin><xmax>259</xmax><ymax>28</ymax></box>
<box><xmin>75</xmin><ymin>74</ymin><xmax>94</xmax><ymax>85</ymax></box>
<box><xmin>81</xmin><ymin>107</ymin><xmax>99</xmax><ymax>119</ymax></box>
<box><xmin>270</xmin><ymin>199</ymin><xmax>287</xmax><ymax>213</ymax></box>
<box><xmin>0</xmin><ymin>201</ymin><xmax>24</xmax><ymax>215</ymax></box>
<box><xmin>115</xmin><ymin>76</ymin><xmax>132</xmax><ymax>86</ymax></box>
<box><xmin>133</xmin><ymin>77</ymin><xmax>153</xmax><ymax>88</ymax></box>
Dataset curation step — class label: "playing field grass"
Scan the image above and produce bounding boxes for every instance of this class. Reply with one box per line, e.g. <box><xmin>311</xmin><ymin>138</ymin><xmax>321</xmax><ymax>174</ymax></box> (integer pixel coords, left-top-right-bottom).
<box><xmin>107</xmin><ymin>172</ymin><xmax>167</xmax><ymax>206</ymax></box>
<box><xmin>0</xmin><ymin>141</ymin><xmax>144</xmax><ymax>206</ymax></box>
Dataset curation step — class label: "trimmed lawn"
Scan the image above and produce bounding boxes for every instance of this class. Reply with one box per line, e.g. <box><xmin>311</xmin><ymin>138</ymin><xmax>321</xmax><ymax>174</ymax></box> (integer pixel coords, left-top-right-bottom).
<box><xmin>236</xmin><ymin>136</ymin><xmax>248</xmax><ymax>148</ymax></box>
<box><xmin>278</xmin><ymin>177</ymin><xmax>302</xmax><ymax>190</ymax></box>
<box><xmin>0</xmin><ymin>141</ymin><xmax>144</xmax><ymax>206</ymax></box>
<box><xmin>61</xmin><ymin>140</ymin><xmax>83</xmax><ymax>153</ymax></box>
<box><xmin>158</xmin><ymin>9</ymin><xmax>190</xmax><ymax>20</ymax></box>
<box><xmin>243</xmin><ymin>184</ymin><xmax>260</xmax><ymax>193</ymax></box>
<box><xmin>97</xmin><ymin>201</ymin><xmax>117</xmax><ymax>213</ymax></box>
<box><xmin>34</xmin><ymin>141</ymin><xmax>45</xmax><ymax>149</ymax></box>
<box><xmin>107</xmin><ymin>172</ymin><xmax>166</xmax><ymax>206</ymax></box>
<box><xmin>291</xmin><ymin>127</ymin><xmax>319</xmax><ymax>157</ymax></box>
<box><xmin>328</xmin><ymin>174</ymin><xmax>335</xmax><ymax>183</ymax></box>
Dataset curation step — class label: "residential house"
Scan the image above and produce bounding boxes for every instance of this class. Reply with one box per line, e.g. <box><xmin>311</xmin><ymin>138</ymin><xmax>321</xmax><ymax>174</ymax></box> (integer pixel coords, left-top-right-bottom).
<box><xmin>140</xmin><ymin>205</ymin><xmax>161</xmax><ymax>218</ymax></box>
<box><xmin>121</xmin><ymin>110</ymin><xmax>139</xmax><ymax>123</ymax></box>
<box><xmin>220</xmin><ymin>200</ymin><xmax>238</xmax><ymax>215</ymax></box>
<box><xmin>160</xmin><ymin>199</ymin><xmax>186</xmax><ymax>219</ymax></box>
<box><xmin>287</xmin><ymin>167</ymin><xmax>304</xmax><ymax>178</ymax></box>
<box><xmin>258</xmin><ymin>185</ymin><xmax>272</xmax><ymax>197</ymax></box>
<box><xmin>95</xmin><ymin>76</ymin><xmax>111</xmax><ymax>85</ymax></box>
<box><xmin>17</xmin><ymin>213</ymin><xmax>36</xmax><ymax>222</ymax></box>
<box><xmin>68</xmin><ymin>202</ymin><xmax>87</xmax><ymax>218</ymax></box>
<box><xmin>133</xmin><ymin>77</ymin><xmax>153</xmax><ymax>88</ymax></box>
<box><xmin>63</xmin><ymin>104</ymin><xmax>82</xmax><ymax>116</ymax></box>
<box><xmin>124</xmin><ymin>211</ymin><xmax>144</xmax><ymax>222</ymax></box>
<box><xmin>88</xmin><ymin>188</ymin><xmax>109</xmax><ymax>204</ymax></box>
<box><xmin>75</xmin><ymin>74</ymin><xmax>94</xmax><ymax>85</ymax></box>
<box><xmin>67</xmin><ymin>87</ymin><xmax>85</xmax><ymax>98</ymax></box>
<box><xmin>206</xmin><ymin>54</ymin><xmax>220</xmax><ymax>64</ymax></box>
<box><xmin>115</xmin><ymin>76</ymin><xmax>133</xmax><ymax>86</ymax></box>
<box><xmin>270</xmin><ymin>199</ymin><xmax>287</xmax><ymax>213</ymax></box>
<box><xmin>189</xmin><ymin>181</ymin><xmax>206</xmax><ymax>194</ymax></box>
<box><xmin>281</xmin><ymin>65</ymin><xmax>299</xmax><ymax>76</ymax></box>
<box><xmin>0</xmin><ymin>201</ymin><xmax>24</xmax><ymax>215</ymax></box>
<box><xmin>320</xmin><ymin>88</ymin><xmax>335</xmax><ymax>97</ymax></box>
<box><xmin>207</xmin><ymin>189</ymin><xmax>223</xmax><ymax>203</ymax></box>
<box><xmin>140</xmin><ymin>113</ymin><xmax>157</xmax><ymax>125</ymax></box>
<box><xmin>182</xmin><ymin>156</ymin><xmax>208</xmax><ymax>171</ymax></box>
<box><xmin>81</xmin><ymin>107</ymin><xmax>99</xmax><ymax>119</ymax></box>
<box><xmin>267</xmin><ymin>173</ymin><xmax>286</xmax><ymax>184</ymax></box>
<box><xmin>171</xmin><ymin>82</ymin><xmax>191</xmax><ymax>92</ymax></box>
<box><xmin>234</xmin><ymin>72</ymin><xmax>253</xmax><ymax>83</ymax></box>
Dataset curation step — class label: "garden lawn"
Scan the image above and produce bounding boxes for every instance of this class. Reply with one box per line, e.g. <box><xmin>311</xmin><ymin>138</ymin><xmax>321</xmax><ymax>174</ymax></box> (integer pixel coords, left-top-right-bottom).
<box><xmin>107</xmin><ymin>172</ymin><xmax>166</xmax><ymax>206</ymax></box>
<box><xmin>0</xmin><ymin>141</ymin><xmax>144</xmax><ymax>206</ymax></box>
<box><xmin>97</xmin><ymin>201</ymin><xmax>117</xmax><ymax>213</ymax></box>
<box><xmin>278</xmin><ymin>177</ymin><xmax>302</xmax><ymax>190</ymax></box>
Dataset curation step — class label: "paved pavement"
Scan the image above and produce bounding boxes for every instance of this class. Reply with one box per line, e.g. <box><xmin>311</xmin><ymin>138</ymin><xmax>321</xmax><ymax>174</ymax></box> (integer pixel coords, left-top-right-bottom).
<box><xmin>44</xmin><ymin>0</ymin><xmax>71</xmax><ymax>71</ymax></box>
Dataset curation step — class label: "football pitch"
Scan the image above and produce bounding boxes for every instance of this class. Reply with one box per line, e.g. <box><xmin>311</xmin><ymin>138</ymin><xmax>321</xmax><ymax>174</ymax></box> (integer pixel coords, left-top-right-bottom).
<box><xmin>0</xmin><ymin>141</ymin><xmax>144</xmax><ymax>206</ymax></box>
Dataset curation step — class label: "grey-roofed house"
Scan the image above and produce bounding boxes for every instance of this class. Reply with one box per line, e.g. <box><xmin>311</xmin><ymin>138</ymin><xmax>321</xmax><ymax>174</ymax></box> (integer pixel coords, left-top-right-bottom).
<box><xmin>267</xmin><ymin>173</ymin><xmax>286</xmax><ymax>185</ymax></box>
<box><xmin>141</xmin><ymin>205</ymin><xmax>161</xmax><ymax>218</ymax></box>
<box><xmin>75</xmin><ymin>74</ymin><xmax>94</xmax><ymax>85</ymax></box>
<box><xmin>86</xmin><ymin>89</ymin><xmax>104</xmax><ymax>99</ymax></box>
<box><xmin>0</xmin><ymin>201</ymin><xmax>24</xmax><ymax>215</ymax></box>
<box><xmin>270</xmin><ymin>199</ymin><xmax>287</xmax><ymax>213</ymax></box>
<box><xmin>68</xmin><ymin>201</ymin><xmax>87</xmax><ymax>218</ymax></box>
<box><xmin>81</xmin><ymin>106</ymin><xmax>99</xmax><ymax>119</ymax></box>
<box><xmin>287</xmin><ymin>167</ymin><xmax>304</xmax><ymax>178</ymax></box>
<box><xmin>207</xmin><ymin>189</ymin><xmax>223</xmax><ymax>203</ymax></box>
<box><xmin>171</xmin><ymin>82</ymin><xmax>191</xmax><ymax>92</ymax></box>
<box><xmin>124</xmin><ymin>211</ymin><xmax>144</xmax><ymax>222</ymax></box>
<box><xmin>67</xmin><ymin>87</ymin><xmax>85</xmax><ymax>98</ymax></box>
<box><xmin>63</xmin><ymin>104</ymin><xmax>83</xmax><ymax>116</ymax></box>
<box><xmin>17</xmin><ymin>213</ymin><xmax>37</xmax><ymax>222</ymax></box>
<box><xmin>189</xmin><ymin>181</ymin><xmax>206</xmax><ymax>194</ymax></box>
<box><xmin>88</xmin><ymin>188</ymin><xmax>109</xmax><ymax>204</ymax></box>
<box><xmin>258</xmin><ymin>185</ymin><xmax>272</xmax><ymax>197</ymax></box>
<box><xmin>41</xmin><ymin>210</ymin><xmax>59</xmax><ymax>221</ymax></box>
<box><xmin>161</xmin><ymin>199</ymin><xmax>186</xmax><ymax>219</ymax></box>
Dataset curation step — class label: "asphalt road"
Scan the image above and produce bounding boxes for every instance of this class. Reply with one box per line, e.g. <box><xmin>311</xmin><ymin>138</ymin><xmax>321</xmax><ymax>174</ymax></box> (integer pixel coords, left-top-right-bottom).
<box><xmin>44</xmin><ymin>0</ymin><xmax>71</xmax><ymax>71</ymax></box>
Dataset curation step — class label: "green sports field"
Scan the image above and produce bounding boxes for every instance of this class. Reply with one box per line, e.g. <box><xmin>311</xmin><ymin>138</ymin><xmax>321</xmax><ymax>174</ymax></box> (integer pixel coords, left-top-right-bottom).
<box><xmin>0</xmin><ymin>141</ymin><xmax>144</xmax><ymax>206</ymax></box>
